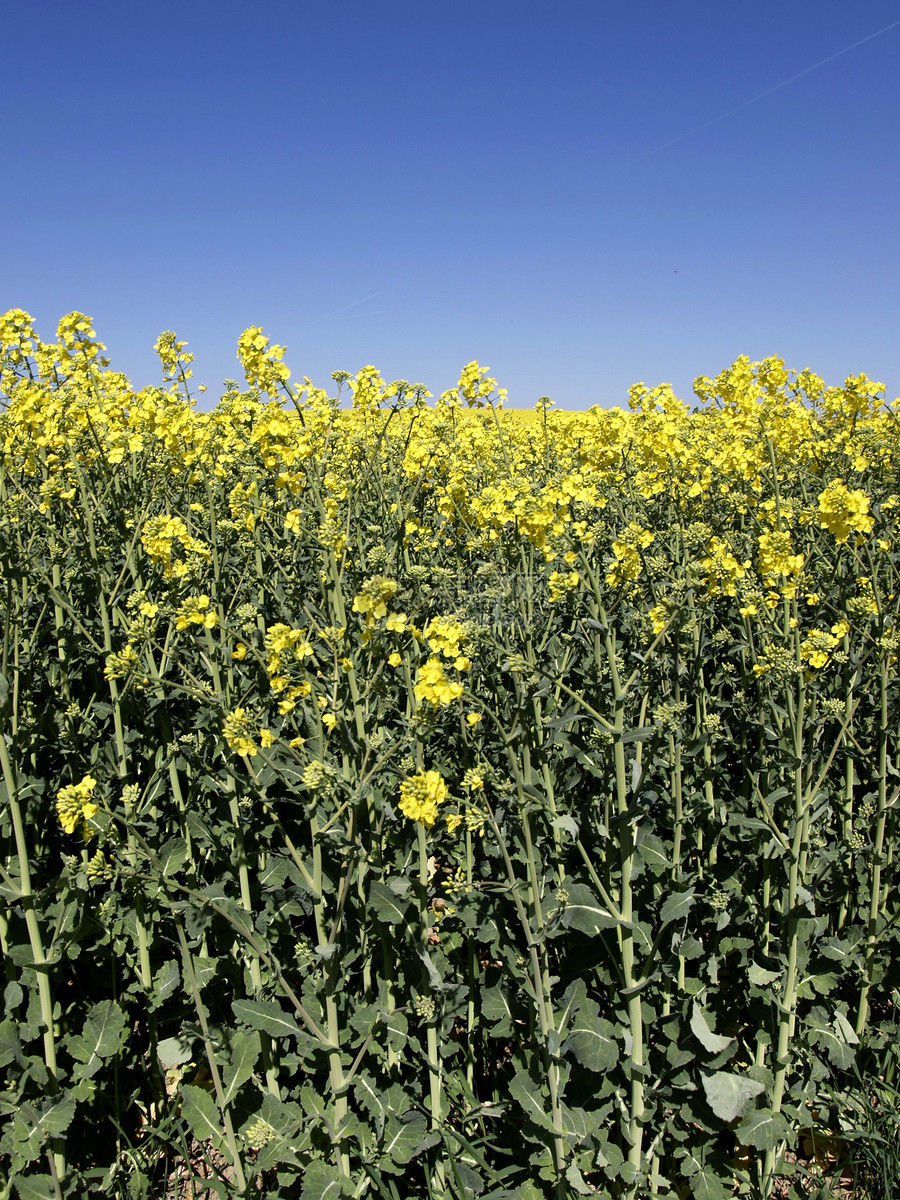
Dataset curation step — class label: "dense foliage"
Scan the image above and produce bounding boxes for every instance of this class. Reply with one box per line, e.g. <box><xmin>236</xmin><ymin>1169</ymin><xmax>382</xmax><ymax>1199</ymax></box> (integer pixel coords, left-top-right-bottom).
<box><xmin>1</xmin><ymin>310</ymin><xmax>898</xmax><ymax>1199</ymax></box>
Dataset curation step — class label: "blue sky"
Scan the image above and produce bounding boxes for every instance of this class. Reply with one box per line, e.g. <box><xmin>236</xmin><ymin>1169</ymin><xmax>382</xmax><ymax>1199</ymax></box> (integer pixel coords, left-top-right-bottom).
<box><xmin>4</xmin><ymin>0</ymin><xmax>899</xmax><ymax>409</ymax></box>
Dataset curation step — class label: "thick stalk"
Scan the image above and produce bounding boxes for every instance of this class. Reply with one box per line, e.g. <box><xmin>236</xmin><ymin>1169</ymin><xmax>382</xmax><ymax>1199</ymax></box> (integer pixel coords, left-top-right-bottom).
<box><xmin>761</xmin><ymin>616</ymin><xmax>807</xmax><ymax>1197</ymax></box>
<box><xmin>176</xmin><ymin>924</ymin><xmax>247</xmax><ymax>1192</ymax></box>
<box><xmin>855</xmin><ymin>655</ymin><xmax>889</xmax><ymax>1036</ymax></box>
<box><xmin>0</xmin><ymin>734</ymin><xmax>66</xmax><ymax>1180</ymax></box>
<box><xmin>418</xmin><ymin>822</ymin><xmax>447</xmax><ymax>1195</ymax></box>
<box><xmin>484</xmin><ymin>793</ymin><xmax>567</xmax><ymax>1199</ymax></box>
<box><xmin>311</xmin><ymin>810</ymin><xmax>351</xmax><ymax>1179</ymax></box>
<box><xmin>606</xmin><ymin>630</ymin><xmax>646</xmax><ymax>1192</ymax></box>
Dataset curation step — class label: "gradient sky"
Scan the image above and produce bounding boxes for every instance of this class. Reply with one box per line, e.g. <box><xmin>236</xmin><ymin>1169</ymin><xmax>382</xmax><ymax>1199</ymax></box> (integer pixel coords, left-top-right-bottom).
<box><xmin>4</xmin><ymin>0</ymin><xmax>899</xmax><ymax>410</ymax></box>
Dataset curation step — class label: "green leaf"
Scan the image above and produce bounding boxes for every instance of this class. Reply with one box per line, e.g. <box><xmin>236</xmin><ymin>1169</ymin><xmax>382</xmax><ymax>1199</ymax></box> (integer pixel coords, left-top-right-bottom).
<box><xmin>31</xmin><ymin>1095</ymin><xmax>76</xmax><ymax>1141</ymax></box>
<box><xmin>508</xmin><ymin>1071</ymin><xmax>556</xmax><ymax>1133</ymax></box>
<box><xmin>702</xmin><ymin>1071</ymin><xmax>765</xmax><ymax>1122</ymax></box>
<box><xmin>659</xmin><ymin>888</ymin><xmax>695</xmax><ymax>925</ymax></box>
<box><xmin>67</xmin><ymin>999</ymin><xmax>127</xmax><ymax>1076</ymax></box>
<box><xmin>157</xmin><ymin>1035</ymin><xmax>194</xmax><ymax>1068</ymax></box>
<box><xmin>690</xmin><ymin>1003</ymin><xmax>734</xmax><ymax>1055</ymax></box>
<box><xmin>232</xmin><ymin>998</ymin><xmax>302</xmax><ymax>1039</ymax></box>
<box><xmin>621</xmin><ymin>725</ymin><xmax>656</xmax><ymax>743</ymax></box>
<box><xmin>368</xmin><ymin>880</ymin><xmax>411</xmax><ymax>924</ymax></box>
<box><xmin>551</xmin><ymin>815</ymin><xmax>579</xmax><ymax>839</ymax></box>
<box><xmin>222</xmin><ymin>1029</ymin><xmax>261</xmax><ymax>1106</ymax></box>
<box><xmin>481</xmin><ymin>983</ymin><xmax>513</xmax><ymax>1034</ymax></box>
<box><xmin>689</xmin><ymin>1171</ymin><xmax>733</xmax><ymax>1200</ymax></box>
<box><xmin>159</xmin><ymin>836</ymin><xmax>189</xmax><ymax>877</ymax></box>
<box><xmin>805</xmin><ymin>1006</ymin><xmax>859</xmax><ymax>1069</ymax></box>
<box><xmin>381</xmin><ymin>1110</ymin><xmax>429</xmax><ymax>1166</ymax></box>
<box><xmin>565</xmin><ymin>1162</ymin><xmax>594</xmax><ymax>1195</ymax></box>
<box><xmin>353</xmin><ymin>1073</ymin><xmax>387</xmax><ymax>1131</ymax></box>
<box><xmin>299</xmin><ymin>1160</ymin><xmax>349</xmax><ymax>1200</ymax></box>
<box><xmin>193</xmin><ymin>955</ymin><xmax>218</xmax><ymax>990</ymax></box>
<box><xmin>563</xmin><ymin>999</ymin><xmax>618</xmax><ymax>1072</ymax></box>
<box><xmin>11</xmin><ymin>1175</ymin><xmax>56</xmax><ymax>1200</ymax></box>
<box><xmin>151</xmin><ymin>959</ymin><xmax>180</xmax><ymax>1008</ymax></box>
<box><xmin>180</xmin><ymin>1084</ymin><xmax>225</xmax><ymax>1151</ymax></box>
<box><xmin>560</xmin><ymin>883</ymin><xmax>619</xmax><ymax>936</ymax></box>
<box><xmin>635</xmin><ymin>829</ymin><xmax>669</xmax><ymax>869</ymax></box>
<box><xmin>748</xmin><ymin>962</ymin><xmax>781</xmax><ymax>986</ymax></box>
<box><xmin>735</xmin><ymin>1107</ymin><xmax>792</xmax><ymax>1152</ymax></box>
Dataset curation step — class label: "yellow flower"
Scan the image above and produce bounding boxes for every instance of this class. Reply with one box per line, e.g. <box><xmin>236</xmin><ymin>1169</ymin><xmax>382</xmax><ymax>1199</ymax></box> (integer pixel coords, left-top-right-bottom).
<box><xmin>465</xmin><ymin>713</ymin><xmax>482</xmax><ymax>727</ymax></box>
<box><xmin>388</xmin><ymin>651</ymin><xmax>402</xmax><ymax>667</ymax></box>
<box><xmin>398</xmin><ymin>770</ymin><xmax>448</xmax><ymax>828</ymax></box>
<box><xmin>175</xmin><ymin>594</ymin><xmax>218</xmax><ymax>631</ymax></box>
<box><xmin>606</xmin><ymin>523</ymin><xmax>654</xmax><ymax>588</ymax></box>
<box><xmin>352</xmin><ymin>576</ymin><xmax>399</xmax><ymax>622</ymax></box>
<box><xmin>414</xmin><ymin>657</ymin><xmax>464</xmax><ymax>706</ymax></box>
<box><xmin>232</xmin><ymin>642</ymin><xmax>248</xmax><ymax>660</ymax></box>
<box><xmin>56</xmin><ymin>775</ymin><xmax>99</xmax><ymax>839</ymax></box>
<box><xmin>222</xmin><ymin>707</ymin><xmax>259</xmax><ymax>757</ymax></box>
<box><xmin>648</xmin><ymin>604</ymin><xmax>669</xmax><ymax>635</ymax></box>
<box><xmin>817</xmin><ymin>480</ymin><xmax>874</xmax><ymax>543</ymax></box>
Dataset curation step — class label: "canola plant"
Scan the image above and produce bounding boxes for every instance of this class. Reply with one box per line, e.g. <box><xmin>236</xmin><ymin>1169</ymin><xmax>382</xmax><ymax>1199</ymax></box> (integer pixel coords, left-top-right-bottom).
<box><xmin>0</xmin><ymin>308</ymin><xmax>898</xmax><ymax>1200</ymax></box>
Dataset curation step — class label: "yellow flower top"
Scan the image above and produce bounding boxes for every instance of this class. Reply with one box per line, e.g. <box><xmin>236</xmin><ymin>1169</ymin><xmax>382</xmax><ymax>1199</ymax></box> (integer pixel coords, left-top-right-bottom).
<box><xmin>398</xmin><ymin>770</ymin><xmax>449</xmax><ymax>828</ymax></box>
<box><xmin>56</xmin><ymin>775</ymin><xmax>99</xmax><ymax>839</ymax></box>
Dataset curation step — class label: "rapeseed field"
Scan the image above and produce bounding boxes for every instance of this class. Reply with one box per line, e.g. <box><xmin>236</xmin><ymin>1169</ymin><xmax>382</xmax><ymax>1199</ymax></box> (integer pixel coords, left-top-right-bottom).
<box><xmin>1</xmin><ymin>309</ymin><xmax>897</xmax><ymax>1199</ymax></box>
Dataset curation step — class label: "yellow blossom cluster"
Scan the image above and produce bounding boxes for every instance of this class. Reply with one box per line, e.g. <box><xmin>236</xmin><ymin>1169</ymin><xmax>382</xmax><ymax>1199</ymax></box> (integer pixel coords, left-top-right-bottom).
<box><xmin>175</xmin><ymin>595</ymin><xmax>218</xmax><ymax>631</ymax></box>
<box><xmin>236</xmin><ymin>326</ymin><xmax>291</xmax><ymax>397</ymax></box>
<box><xmin>398</xmin><ymin>770</ymin><xmax>449</xmax><ymax>828</ymax></box>
<box><xmin>817</xmin><ymin>480</ymin><xmax>875</xmax><ymax>543</ymax></box>
<box><xmin>607</xmin><ymin>524</ymin><xmax>654</xmax><ymax>589</ymax></box>
<box><xmin>56</xmin><ymin>775</ymin><xmax>99</xmax><ymax>840</ymax></box>
<box><xmin>414</xmin><ymin>658</ymin><xmax>465</xmax><ymax>707</ymax></box>
<box><xmin>352</xmin><ymin>576</ymin><xmax>400</xmax><ymax>624</ymax></box>
<box><xmin>141</xmin><ymin>515</ymin><xmax>210</xmax><ymax>576</ymax></box>
<box><xmin>222</xmin><ymin>707</ymin><xmax>275</xmax><ymax>758</ymax></box>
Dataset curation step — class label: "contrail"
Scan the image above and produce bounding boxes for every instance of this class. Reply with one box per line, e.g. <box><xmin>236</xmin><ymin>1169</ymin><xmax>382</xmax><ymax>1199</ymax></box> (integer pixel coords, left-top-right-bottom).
<box><xmin>651</xmin><ymin>15</ymin><xmax>900</xmax><ymax>154</ymax></box>
<box><xmin>324</xmin><ymin>291</ymin><xmax>383</xmax><ymax>318</ymax></box>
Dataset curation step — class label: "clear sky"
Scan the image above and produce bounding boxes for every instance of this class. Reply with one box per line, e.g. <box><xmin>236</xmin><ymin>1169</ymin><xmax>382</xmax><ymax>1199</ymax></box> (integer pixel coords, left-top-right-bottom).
<box><xmin>4</xmin><ymin>0</ymin><xmax>899</xmax><ymax>410</ymax></box>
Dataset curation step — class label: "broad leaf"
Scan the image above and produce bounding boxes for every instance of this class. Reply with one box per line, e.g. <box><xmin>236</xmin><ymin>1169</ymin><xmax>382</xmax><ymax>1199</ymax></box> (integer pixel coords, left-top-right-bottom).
<box><xmin>222</xmin><ymin>1029</ymin><xmax>261</xmax><ymax>1105</ymax></box>
<box><xmin>509</xmin><ymin>1071</ymin><xmax>556</xmax><ymax>1133</ymax></box>
<box><xmin>561</xmin><ymin>883</ymin><xmax>619</xmax><ymax>936</ymax></box>
<box><xmin>232</xmin><ymin>998</ymin><xmax>302</xmax><ymax>1039</ymax></box>
<box><xmin>735</xmin><ymin>1107</ymin><xmax>792</xmax><ymax>1152</ymax></box>
<box><xmin>11</xmin><ymin>1175</ymin><xmax>56</xmax><ymax>1200</ymax></box>
<box><xmin>690</xmin><ymin>1003</ymin><xmax>734</xmax><ymax>1055</ymax></box>
<box><xmin>369</xmin><ymin>880</ymin><xmax>411</xmax><ymax>924</ymax></box>
<box><xmin>67</xmin><ymin>1000</ymin><xmax>127</xmax><ymax>1077</ymax></box>
<box><xmin>748</xmin><ymin>962</ymin><xmax>780</xmax><ymax>986</ymax></box>
<box><xmin>659</xmin><ymin>888</ymin><xmax>695</xmax><ymax>925</ymax></box>
<box><xmin>299</xmin><ymin>1159</ymin><xmax>350</xmax><ymax>1199</ymax></box>
<box><xmin>159</xmin><ymin>836</ymin><xmax>189</xmax><ymax>877</ymax></box>
<box><xmin>563</xmin><ymin>998</ymin><xmax>618</xmax><ymax>1072</ymax></box>
<box><xmin>180</xmin><ymin>1084</ymin><xmax>225</xmax><ymax>1151</ymax></box>
<box><xmin>381</xmin><ymin>1110</ymin><xmax>430</xmax><ymax>1166</ymax></box>
<box><xmin>702</xmin><ymin>1071</ymin><xmax>765</xmax><ymax>1122</ymax></box>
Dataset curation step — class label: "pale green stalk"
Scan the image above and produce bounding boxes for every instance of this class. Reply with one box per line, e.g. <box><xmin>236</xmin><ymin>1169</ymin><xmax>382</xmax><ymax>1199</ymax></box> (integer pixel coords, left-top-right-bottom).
<box><xmin>310</xmin><ymin>806</ymin><xmax>351</xmax><ymax>1179</ymax></box>
<box><xmin>0</xmin><ymin>732</ymin><xmax>66</xmax><ymax>1181</ymax></box>
<box><xmin>605</xmin><ymin>628</ymin><xmax>646</xmax><ymax>1194</ymax></box>
<box><xmin>856</xmin><ymin>654</ymin><xmax>890</xmax><ymax>1036</ymax></box>
<box><xmin>484</xmin><ymin>790</ymin><xmax>568</xmax><ymax>1200</ymax></box>
<box><xmin>418</xmin><ymin>822</ymin><xmax>447</xmax><ymax>1196</ymax></box>
<box><xmin>175</xmin><ymin>923</ymin><xmax>247</xmax><ymax>1192</ymax></box>
<box><xmin>761</xmin><ymin>604</ymin><xmax>807</xmax><ymax>1197</ymax></box>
